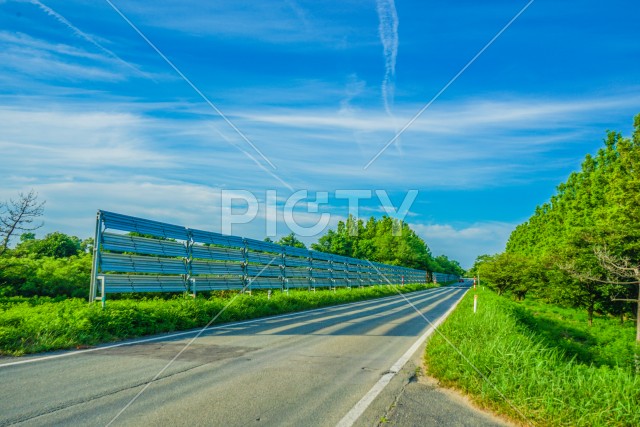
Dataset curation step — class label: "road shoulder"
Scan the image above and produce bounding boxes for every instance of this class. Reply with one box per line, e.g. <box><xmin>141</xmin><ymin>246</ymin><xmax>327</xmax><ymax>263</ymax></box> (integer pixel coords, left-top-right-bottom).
<box><xmin>354</xmin><ymin>342</ymin><xmax>513</xmax><ymax>427</ymax></box>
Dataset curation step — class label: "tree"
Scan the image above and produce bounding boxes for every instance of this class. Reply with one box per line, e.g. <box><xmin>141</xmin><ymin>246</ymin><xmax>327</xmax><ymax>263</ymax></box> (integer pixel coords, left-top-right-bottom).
<box><xmin>591</xmin><ymin>247</ymin><xmax>640</xmax><ymax>342</ymax></box>
<box><xmin>467</xmin><ymin>254</ymin><xmax>493</xmax><ymax>278</ymax></box>
<box><xmin>35</xmin><ymin>232</ymin><xmax>82</xmax><ymax>258</ymax></box>
<box><xmin>0</xmin><ymin>190</ymin><xmax>45</xmax><ymax>255</ymax></box>
<box><xmin>277</xmin><ymin>233</ymin><xmax>307</xmax><ymax>249</ymax></box>
<box><xmin>14</xmin><ymin>232</ymin><xmax>83</xmax><ymax>259</ymax></box>
<box><xmin>477</xmin><ymin>253</ymin><xmax>531</xmax><ymax>297</ymax></box>
<box><xmin>504</xmin><ymin>113</ymin><xmax>640</xmax><ymax>324</ymax></box>
<box><xmin>431</xmin><ymin>254</ymin><xmax>465</xmax><ymax>276</ymax></box>
<box><xmin>310</xmin><ymin>215</ymin><xmax>444</xmax><ymax>271</ymax></box>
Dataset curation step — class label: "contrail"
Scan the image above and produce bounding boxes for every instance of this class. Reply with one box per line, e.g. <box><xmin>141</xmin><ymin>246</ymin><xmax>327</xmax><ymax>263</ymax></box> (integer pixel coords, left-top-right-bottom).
<box><xmin>29</xmin><ymin>0</ymin><xmax>145</xmax><ymax>76</ymax></box>
<box><xmin>376</xmin><ymin>0</ymin><xmax>399</xmax><ymax>117</ymax></box>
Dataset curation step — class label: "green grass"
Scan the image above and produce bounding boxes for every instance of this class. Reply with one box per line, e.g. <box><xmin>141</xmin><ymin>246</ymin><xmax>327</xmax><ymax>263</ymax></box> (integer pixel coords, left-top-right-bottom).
<box><xmin>0</xmin><ymin>283</ymin><xmax>434</xmax><ymax>356</ymax></box>
<box><xmin>425</xmin><ymin>289</ymin><xmax>640</xmax><ymax>427</ymax></box>
<box><xmin>511</xmin><ymin>298</ymin><xmax>637</xmax><ymax>370</ymax></box>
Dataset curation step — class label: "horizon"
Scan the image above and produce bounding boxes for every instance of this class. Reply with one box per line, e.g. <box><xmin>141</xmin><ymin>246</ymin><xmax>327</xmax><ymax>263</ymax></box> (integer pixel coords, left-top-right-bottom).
<box><xmin>1</xmin><ymin>0</ymin><xmax>639</xmax><ymax>269</ymax></box>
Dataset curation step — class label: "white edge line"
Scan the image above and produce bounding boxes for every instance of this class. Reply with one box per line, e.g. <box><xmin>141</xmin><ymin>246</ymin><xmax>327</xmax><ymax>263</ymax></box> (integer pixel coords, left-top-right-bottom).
<box><xmin>335</xmin><ymin>287</ymin><xmax>468</xmax><ymax>427</ymax></box>
<box><xmin>0</xmin><ymin>286</ymin><xmax>454</xmax><ymax>368</ymax></box>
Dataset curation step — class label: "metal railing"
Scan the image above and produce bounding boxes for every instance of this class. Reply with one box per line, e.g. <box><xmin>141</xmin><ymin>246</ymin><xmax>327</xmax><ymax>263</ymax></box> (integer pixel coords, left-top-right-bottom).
<box><xmin>89</xmin><ymin>210</ymin><xmax>435</xmax><ymax>303</ymax></box>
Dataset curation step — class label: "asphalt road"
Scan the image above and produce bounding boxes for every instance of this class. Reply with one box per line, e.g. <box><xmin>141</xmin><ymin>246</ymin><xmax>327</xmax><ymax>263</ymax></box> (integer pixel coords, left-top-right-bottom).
<box><xmin>0</xmin><ymin>284</ymin><xmax>495</xmax><ymax>427</ymax></box>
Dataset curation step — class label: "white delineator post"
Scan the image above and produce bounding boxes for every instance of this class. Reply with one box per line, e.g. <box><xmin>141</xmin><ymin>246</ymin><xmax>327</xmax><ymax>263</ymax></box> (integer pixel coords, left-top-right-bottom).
<box><xmin>473</xmin><ymin>294</ymin><xmax>478</xmax><ymax>314</ymax></box>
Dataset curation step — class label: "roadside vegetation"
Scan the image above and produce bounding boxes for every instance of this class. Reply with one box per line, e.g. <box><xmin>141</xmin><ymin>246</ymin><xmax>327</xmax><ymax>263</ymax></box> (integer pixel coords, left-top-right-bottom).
<box><xmin>425</xmin><ymin>289</ymin><xmax>640</xmax><ymax>426</ymax></box>
<box><xmin>469</xmin><ymin>114</ymin><xmax>640</xmax><ymax>326</ymax></box>
<box><xmin>426</xmin><ymin>116</ymin><xmax>640</xmax><ymax>426</ymax></box>
<box><xmin>0</xmin><ymin>283</ymin><xmax>437</xmax><ymax>356</ymax></box>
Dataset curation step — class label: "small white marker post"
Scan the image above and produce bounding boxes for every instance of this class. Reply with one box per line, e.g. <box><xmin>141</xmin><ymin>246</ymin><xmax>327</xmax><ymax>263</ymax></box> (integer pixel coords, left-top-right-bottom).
<box><xmin>473</xmin><ymin>294</ymin><xmax>478</xmax><ymax>314</ymax></box>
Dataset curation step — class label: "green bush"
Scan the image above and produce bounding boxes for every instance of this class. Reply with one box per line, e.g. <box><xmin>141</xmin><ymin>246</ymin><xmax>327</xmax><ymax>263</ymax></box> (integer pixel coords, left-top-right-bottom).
<box><xmin>0</xmin><ymin>255</ymin><xmax>91</xmax><ymax>298</ymax></box>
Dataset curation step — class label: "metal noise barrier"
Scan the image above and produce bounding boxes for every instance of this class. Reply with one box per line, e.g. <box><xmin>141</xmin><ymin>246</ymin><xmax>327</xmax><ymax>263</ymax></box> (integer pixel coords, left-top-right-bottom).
<box><xmin>89</xmin><ymin>210</ymin><xmax>441</xmax><ymax>303</ymax></box>
<box><xmin>432</xmin><ymin>272</ymin><xmax>461</xmax><ymax>284</ymax></box>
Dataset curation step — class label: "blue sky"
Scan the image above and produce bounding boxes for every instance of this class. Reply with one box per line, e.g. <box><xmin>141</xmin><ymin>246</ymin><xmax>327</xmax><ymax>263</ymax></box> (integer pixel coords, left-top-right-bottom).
<box><xmin>1</xmin><ymin>0</ymin><xmax>639</xmax><ymax>268</ymax></box>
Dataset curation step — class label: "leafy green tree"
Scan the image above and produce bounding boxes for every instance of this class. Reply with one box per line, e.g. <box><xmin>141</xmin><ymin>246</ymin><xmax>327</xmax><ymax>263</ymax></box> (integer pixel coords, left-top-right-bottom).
<box><xmin>16</xmin><ymin>232</ymin><xmax>82</xmax><ymax>258</ymax></box>
<box><xmin>504</xmin><ymin>113</ymin><xmax>640</xmax><ymax>322</ymax></box>
<box><xmin>431</xmin><ymin>254</ymin><xmax>465</xmax><ymax>276</ymax></box>
<box><xmin>477</xmin><ymin>253</ymin><xmax>531</xmax><ymax>297</ymax></box>
<box><xmin>468</xmin><ymin>254</ymin><xmax>493</xmax><ymax>277</ymax></box>
<box><xmin>311</xmin><ymin>214</ymin><xmax>459</xmax><ymax>272</ymax></box>
<box><xmin>277</xmin><ymin>233</ymin><xmax>307</xmax><ymax>249</ymax></box>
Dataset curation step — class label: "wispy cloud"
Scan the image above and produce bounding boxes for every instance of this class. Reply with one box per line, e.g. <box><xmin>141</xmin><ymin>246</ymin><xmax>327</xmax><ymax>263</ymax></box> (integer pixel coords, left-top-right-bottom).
<box><xmin>0</xmin><ymin>31</ymin><xmax>127</xmax><ymax>82</ymax></box>
<box><xmin>29</xmin><ymin>0</ymin><xmax>144</xmax><ymax>77</ymax></box>
<box><xmin>115</xmin><ymin>1</ymin><xmax>368</xmax><ymax>48</ymax></box>
<box><xmin>376</xmin><ymin>0</ymin><xmax>399</xmax><ymax>118</ymax></box>
<box><xmin>242</xmin><ymin>93</ymin><xmax>640</xmax><ymax>136</ymax></box>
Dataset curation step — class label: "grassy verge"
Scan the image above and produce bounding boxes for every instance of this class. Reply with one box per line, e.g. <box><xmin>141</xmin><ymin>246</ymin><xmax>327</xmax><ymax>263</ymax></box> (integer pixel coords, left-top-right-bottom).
<box><xmin>425</xmin><ymin>289</ymin><xmax>640</xmax><ymax>426</ymax></box>
<box><xmin>0</xmin><ymin>283</ymin><xmax>434</xmax><ymax>356</ymax></box>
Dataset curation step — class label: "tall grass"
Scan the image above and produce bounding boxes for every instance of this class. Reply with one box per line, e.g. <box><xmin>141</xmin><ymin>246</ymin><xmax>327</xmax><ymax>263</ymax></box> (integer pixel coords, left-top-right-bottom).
<box><xmin>425</xmin><ymin>289</ymin><xmax>640</xmax><ymax>426</ymax></box>
<box><xmin>0</xmin><ymin>283</ymin><xmax>434</xmax><ymax>356</ymax></box>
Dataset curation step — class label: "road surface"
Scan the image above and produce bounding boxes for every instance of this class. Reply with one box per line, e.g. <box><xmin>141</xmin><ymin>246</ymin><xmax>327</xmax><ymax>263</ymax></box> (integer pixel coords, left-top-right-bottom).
<box><xmin>0</xmin><ymin>285</ymin><xmax>496</xmax><ymax>426</ymax></box>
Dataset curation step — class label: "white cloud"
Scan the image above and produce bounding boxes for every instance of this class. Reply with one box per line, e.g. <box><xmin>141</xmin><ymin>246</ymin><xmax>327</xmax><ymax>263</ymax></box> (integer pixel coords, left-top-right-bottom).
<box><xmin>3</xmin><ymin>90</ymin><xmax>638</xmax><ymax>202</ymax></box>
<box><xmin>243</xmin><ymin>94</ymin><xmax>640</xmax><ymax>135</ymax></box>
<box><xmin>1</xmin><ymin>88</ymin><xmax>638</xmax><ymax>252</ymax></box>
<box><xmin>0</xmin><ymin>107</ymin><xmax>171</xmax><ymax>170</ymax></box>
<box><xmin>116</xmin><ymin>0</ymin><xmax>373</xmax><ymax>47</ymax></box>
<box><xmin>3</xmin><ymin>178</ymin><xmax>349</xmax><ymax>245</ymax></box>
<box><xmin>412</xmin><ymin>221</ymin><xmax>517</xmax><ymax>269</ymax></box>
<box><xmin>0</xmin><ymin>31</ymin><xmax>144</xmax><ymax>82</ymax></box>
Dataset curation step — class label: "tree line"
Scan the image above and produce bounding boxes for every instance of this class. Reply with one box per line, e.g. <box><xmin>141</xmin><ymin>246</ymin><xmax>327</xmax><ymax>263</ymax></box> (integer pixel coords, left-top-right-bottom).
<box><xmin>309</xmin><ymin>215</ymin><xmax>464</xmax><ymax>276</ymax></box>
<box><xmin>471</xmin><ymin>114</ymin><xmax>640</xmax><ymax>326</ymax></box>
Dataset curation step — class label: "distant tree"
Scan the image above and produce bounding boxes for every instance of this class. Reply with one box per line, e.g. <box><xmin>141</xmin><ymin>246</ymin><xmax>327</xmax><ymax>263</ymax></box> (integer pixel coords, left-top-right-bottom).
<box><xmin>467</xmin><ymin>254</ymin><xmax>493</xmax><ymax>277</ymax></box>
<box><xmin>477</xmin><ymin>253</ymin><xmax>531</xmax><ymax>297</ymax></box>
<box><xmin>263</xmin><ymin>237</ymin><xmax>274</xmax><ymax>243</ymax></box>
<box><xmin>36</xmin><ymin>232</ymin><xmax>82</xmax><ymax>258</ymax></box>
<box><xmin>16</xmin><ymin>232</ymin><xmax>82</xmax><ymax>258</ymax></box>
<box><xmin>0</xmin><ymin>190</ymin><xmax>45</xmax><ymax>255</ymax></box>
<box><xmin>311</xmin><ymin>214</ymin><xmax>451</xmax><ymax>271</ymax></box>
<box><xmin>20</xmin><ymin>232</ymin><xmax>36</xmax><ymax>242</ymax></box>
<box><xmin>431</xmin><ymin>254</ymin><xmax>465</xmax><ymax>276</ymax></box>
<box><xmin>80</xmin><ymin>237</ymin><xmax>94</xmax><ymax>253</ymax></box>
<box><xmin>277</xmin><ymin>233</ymin><xmax>307</xmax><ymax>249</ymax></box>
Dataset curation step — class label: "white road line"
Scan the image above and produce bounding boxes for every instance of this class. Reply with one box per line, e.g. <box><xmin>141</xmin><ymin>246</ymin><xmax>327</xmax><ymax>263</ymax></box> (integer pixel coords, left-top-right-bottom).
<box><xmin>0</xmin><ymin>287</ymin><xmax>457</xmax><ymax>368</ymax></box>
<box><xmin>335</xmin><ymin>288</ymin><xmax>467</xmax><ymax>427</ymax></box>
